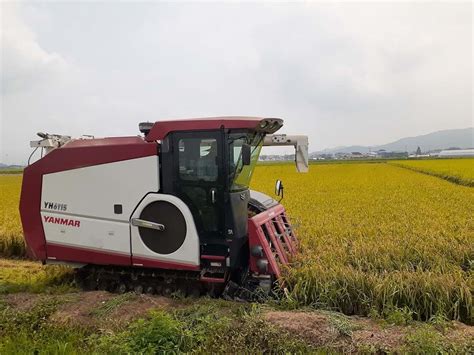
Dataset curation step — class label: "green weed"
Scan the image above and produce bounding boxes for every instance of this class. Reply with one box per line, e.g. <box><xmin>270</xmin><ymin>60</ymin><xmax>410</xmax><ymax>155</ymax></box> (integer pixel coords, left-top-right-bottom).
<box><xmin>402</xmin><ymin>325</ymin><xmax>444</xmax><ymax>354</ymax></box>
<box><xmin>93</xmin><ymin>302</ymin><xmax>314</xmax><ymax>354</ymax></box>
<box><xmin>383</xmin><ymin>305</ymin><xmax>414</xmax><ymax>326</ymax></box>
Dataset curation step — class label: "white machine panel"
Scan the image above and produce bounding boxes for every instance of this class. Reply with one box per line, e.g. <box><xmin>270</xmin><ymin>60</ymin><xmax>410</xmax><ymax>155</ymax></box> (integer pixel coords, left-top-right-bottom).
<box><xmin>131</xmin><ymin>194</ymin><xmax>200</xmax><ymax>266</ymax></box>
<box><xmin>41</xmin><ymin>212</ymin><xmax>130</xmax><ymax>255</ymax></box>
<box><xmin>41</xmin><ymin>156</ymin><xmax>158</xmax><ymax>255</ymax></box>
<box><xmin>41</xmin><ymin>156</ymin><xmax>159</xmax><ymax>221</ymax></box>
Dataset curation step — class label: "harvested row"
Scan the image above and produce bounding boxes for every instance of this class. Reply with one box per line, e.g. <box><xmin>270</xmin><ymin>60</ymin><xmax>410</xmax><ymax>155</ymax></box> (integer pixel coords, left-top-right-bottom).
<box><xmin>389</xmin><ymin>158</ymin><xmax>474</xmax><ymax>187</ymax></box>
<box><xmin>251</xmin><ymin>163</ymin><xmax>473</xmax><ymax>324</ymax></box>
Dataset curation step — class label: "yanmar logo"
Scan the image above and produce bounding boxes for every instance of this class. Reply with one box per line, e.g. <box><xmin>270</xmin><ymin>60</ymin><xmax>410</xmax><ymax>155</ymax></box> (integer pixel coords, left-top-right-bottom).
<box><xmin>43</xmin><ymin>216</ymin><xmax>80</xmax><ymax>228</ymax></box>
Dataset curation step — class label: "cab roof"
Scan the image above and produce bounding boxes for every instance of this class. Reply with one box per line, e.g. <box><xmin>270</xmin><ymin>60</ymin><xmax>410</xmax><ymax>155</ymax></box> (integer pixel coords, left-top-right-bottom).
<box><xmin>144</xmin><ymin>116</ymin><xmax>283</xmax><ymax>142</ymax></box>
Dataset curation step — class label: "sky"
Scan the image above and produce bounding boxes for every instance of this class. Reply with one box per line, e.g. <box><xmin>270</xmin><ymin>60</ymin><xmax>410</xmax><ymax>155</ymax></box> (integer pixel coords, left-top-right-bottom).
<box><xmin>1</xmin><ymin>1</ymin><xmax>472</xmax><ymax>164</ymax></box>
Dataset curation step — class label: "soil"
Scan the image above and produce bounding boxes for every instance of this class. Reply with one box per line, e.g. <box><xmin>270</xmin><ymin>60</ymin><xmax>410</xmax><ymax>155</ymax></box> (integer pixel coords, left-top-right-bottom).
<box><xmin>264</xmin><ymin>311</ymin><xmax>340</xmax><ymax>347</ymax></box>
<box><xmin>3</xmin><ymin>292</ymin><xmax>44</xmax><ymax>311</ymax></box>
<box><xmin>443</xmin><ymin>321</ymin><xmax>474</xmax><ymax>344</ymax></box>
<box><xmin>50</xmin><ymin>291</ymin><xmax>177</xmax><ymax>328</ymax></box>
<box><xmin>264</xmin><ymin>311</ymin><xmax>473</xmax><ymax>352</ymax></box>
<box><xmin>104</xmin><ymin>293</ymin><xmax>175</xmax><ymax>325</ymax></box>
<box><xmin>3</xmin><ymin>290</ymin><xmax>178</xmax><ymax>329</ymax></box>
<box><xmin>51</xmin><ymin>291</ymin><xmax>115</xmax><ymax>327</ymax></box>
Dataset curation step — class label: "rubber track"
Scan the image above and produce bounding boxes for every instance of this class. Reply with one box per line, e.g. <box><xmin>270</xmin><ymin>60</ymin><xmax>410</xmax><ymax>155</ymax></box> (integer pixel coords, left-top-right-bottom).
<box><xmin>74</xmin><ymin>265</ymin><xmax>221</xmax><ymax>297</ymax></box>
<box><xmin>74</xmin><ymin>265</ymin><xmax>274</xmax><ymax>301</ymax></box>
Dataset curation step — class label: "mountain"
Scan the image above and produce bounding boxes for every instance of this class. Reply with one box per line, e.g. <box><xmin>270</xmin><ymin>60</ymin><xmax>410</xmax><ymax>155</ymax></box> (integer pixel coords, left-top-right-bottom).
<box><xmin>313</xmin><ymin>127</ymin><xmax>473</xmax><ymax>155</ymax></box>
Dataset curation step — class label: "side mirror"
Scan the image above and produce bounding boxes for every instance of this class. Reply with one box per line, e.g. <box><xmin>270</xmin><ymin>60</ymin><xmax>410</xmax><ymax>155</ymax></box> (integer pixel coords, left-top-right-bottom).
<box><xmin>242</xmin><ymin>144</ymin><xmax>251</xmax><ymax>165</ymax></box>
<box><xmin>275</xmin><ymin>179</ymin><xmax>284</xmax><ymax>199</ymax></box>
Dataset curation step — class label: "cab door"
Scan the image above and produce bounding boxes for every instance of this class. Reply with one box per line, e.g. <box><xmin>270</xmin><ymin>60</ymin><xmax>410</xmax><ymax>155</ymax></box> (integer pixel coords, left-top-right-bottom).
<box><xmin>171</xmin><ymin>132</ymin><xmax>225</xmax><ymax>244</ymax></box>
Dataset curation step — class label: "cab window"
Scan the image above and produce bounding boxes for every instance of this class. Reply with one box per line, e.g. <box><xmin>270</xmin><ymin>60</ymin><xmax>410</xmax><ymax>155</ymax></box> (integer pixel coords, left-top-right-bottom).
<box><xmin>178</xmin><ymin>138</ymin><xmax>218</xmax><ymax>182</ymax></box>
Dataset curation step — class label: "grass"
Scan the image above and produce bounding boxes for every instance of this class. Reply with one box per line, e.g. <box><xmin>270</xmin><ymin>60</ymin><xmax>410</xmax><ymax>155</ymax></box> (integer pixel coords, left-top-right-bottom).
<box><xmin>0</xmin><ymin>293</ymin><xmax>472</xmax><ymax>353</ymax></box>
<box><xmin>402</xmin><ymin>325</ymin><xmax>447</xmax><ymax>354</ymax></box>
<box><xmin>0</xmin><ymin>296</ymin><xmax>95</xmax><ymax>354</ymax></box>
<box><xmin>389</xmin><ymin>158</ymin><xmax>474</xmax><ymax>187</ymax></box>
<box><xmin>0</xmin><ymin>259</ymin><xmax>73</xmax><ymax>294</ymax></box>
<box><xmin>0</xmin><ymin>297</ymin><xmax>315</xmax><ymax>354</ymax></box>
<box><xmin>251</xmin><ymin>162</ymin><xmax>473</xmax><ymax>324</ymax></box>
<box><xmin>97</xmin><ymin>304</ymin><xmax>314</xmax><ymax>354</ymax></box>
<box><xmin>0</xmin><ymin>169</ymin><xmax>23</xmax><ymax>176</ymax></box>
<box><xmin>0</xmin><ymin>171</ymin><xmax>23</xmax><ymax>175</ymax></box>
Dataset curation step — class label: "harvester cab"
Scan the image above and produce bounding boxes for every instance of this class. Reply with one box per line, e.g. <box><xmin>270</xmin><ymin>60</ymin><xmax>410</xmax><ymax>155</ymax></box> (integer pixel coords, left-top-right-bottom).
<box><xmin>20</xmin><ymin>117</ymin><xmax>308</xmax><ymax>297</ymax></box>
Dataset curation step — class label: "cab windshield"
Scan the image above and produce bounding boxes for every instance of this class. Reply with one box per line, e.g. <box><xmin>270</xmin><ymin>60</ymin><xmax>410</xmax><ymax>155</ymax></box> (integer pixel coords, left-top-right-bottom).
<box><xmin>229</xmin><ymin>131</ymin><xmax>264</xmax><ymax>192</ymax></box>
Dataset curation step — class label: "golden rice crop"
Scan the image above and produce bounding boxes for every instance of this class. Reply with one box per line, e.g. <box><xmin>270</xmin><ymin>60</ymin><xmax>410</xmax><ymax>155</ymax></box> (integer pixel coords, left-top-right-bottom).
<box><xmin>1</xmin><ymin>162</ymin><xmax>473</xmax><ymax>323</ymax></box>
<box><xmin>390</xmin><ymin>158</ymin><xmax>474</xmax><ymax>187</ymax></box>
<box><xmin>0</xmin><ymin>175</ymin><xmax>25</xmax><ymax>256</ymax></box>
<box><xmin>251</xmin><ymin>162</ymin><xmax>473</xmax><ymax>324</ymax></box>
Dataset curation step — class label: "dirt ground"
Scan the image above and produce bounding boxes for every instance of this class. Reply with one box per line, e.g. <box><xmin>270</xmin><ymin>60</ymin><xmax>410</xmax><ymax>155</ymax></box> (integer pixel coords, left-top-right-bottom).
<box><xmin>2</xmin><ymin>291</ymin><xmax>473</xmax><ymax>352</ymax></box>
<box><xmin>264</xmin><ymin>310</ymin><xmax>474</xmax><ymax>352</ymax></box>
<box><xmin>3</xmin><ymin>291</ymin><xmax>177</xmax><ymax>329</ymax></box>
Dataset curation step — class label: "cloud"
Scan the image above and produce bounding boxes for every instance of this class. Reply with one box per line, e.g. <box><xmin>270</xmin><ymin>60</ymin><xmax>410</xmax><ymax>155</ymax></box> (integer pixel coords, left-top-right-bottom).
<box><xmin>1</xmin><ymin>3</ymin><xmax>69</xmax><ymax>95</ymax></box>
<box><xmin>0</xmin><ymin>2</ymin><xmax>472</xmax><ymax>164</ymax></box>
<box><xmin>0</xmin><ymin>3</ymin><xmax>74</xmax><ymax>163</ymax></box>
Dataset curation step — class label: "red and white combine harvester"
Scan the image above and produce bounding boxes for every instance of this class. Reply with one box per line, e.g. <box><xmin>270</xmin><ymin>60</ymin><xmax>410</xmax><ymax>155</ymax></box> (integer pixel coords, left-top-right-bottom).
<box><xmin>20</xmin><ymin>117</ymin><xmax>308</xmax><ymax>298</ymax></box>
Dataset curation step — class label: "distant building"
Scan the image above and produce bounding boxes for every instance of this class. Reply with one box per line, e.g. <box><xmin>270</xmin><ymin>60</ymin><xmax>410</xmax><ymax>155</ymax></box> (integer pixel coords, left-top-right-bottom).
<box><xmin>408</xmin><ymin>154</ymin><xmax>430</xmax><ymax>158</ymax></box>
<box><xmin>438</xmin><ymin>149</ymin><xmax>474</xmax><ymax>157</ymax></box>
<box><xmin>350</xmin><ymin>152</ymin><xmax>364</xmax><ymax>158</ymax></box>
<box><xmin>376</xmin><ymin>150</ymin><xmax>408</xmax><ymax>158</ymax></box>
<box><xmin>310</xmin><ymin>153</ymin><xmax>334</xmax><ymax>160</ymax></box>
<box><xmin>259</xmin><ymin>154</ymin><xmax>295</xmax><ymax>161</ymax></box>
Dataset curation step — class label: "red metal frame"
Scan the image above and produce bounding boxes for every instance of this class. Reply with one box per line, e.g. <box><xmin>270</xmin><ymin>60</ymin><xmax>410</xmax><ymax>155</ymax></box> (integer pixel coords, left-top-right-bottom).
<box><xmin>145</xmin><ymin>117</ymin><xmax>265</xmax><ymax>141</ymax></box>
<box><xmin>46</xmin><ymin>243</ymin><xmax>201</xmax><ymax>271</ymax></box>
<box><xmin>248</xmin><ymin>204</ymin><xmax>298</xmax><ymax>278</ymax></box>
<box><xmin>200</xmin><ymin>276</ymin><xmax>227</xmax><ymax>283</ymax></box>
<box><xmin>201</xmin><ymin>255</ymin><xmax>226</xmax><ymax>261</ymax></box>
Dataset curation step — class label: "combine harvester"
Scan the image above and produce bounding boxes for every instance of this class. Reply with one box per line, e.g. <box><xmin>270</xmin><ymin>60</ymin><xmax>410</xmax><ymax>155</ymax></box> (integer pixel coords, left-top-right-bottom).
<box><xmin>20</xmin><ymin>117</ymin><xmax>308</xmax><ymax>298</ymax></box>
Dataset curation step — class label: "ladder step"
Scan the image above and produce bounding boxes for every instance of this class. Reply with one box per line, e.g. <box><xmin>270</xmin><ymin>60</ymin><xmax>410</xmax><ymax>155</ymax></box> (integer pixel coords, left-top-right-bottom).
<box><xmin>200</xmin><ymin>276</ymin><xmax>226</xmax><ymax>283</ymax></box>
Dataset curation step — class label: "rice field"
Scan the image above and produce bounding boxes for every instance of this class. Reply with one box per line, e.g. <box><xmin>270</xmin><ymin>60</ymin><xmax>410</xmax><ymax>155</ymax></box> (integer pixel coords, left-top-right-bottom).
<box><xmin>0</xmin><ymin>174</ymin><xmax>25</xmax><ymax>256</ymax></box>
<box><xmin>1</xmin><ymin>160</ymin><xmax>473</xmax><ymax>323</ymax></box>
<box><xmin>389</xmin><ymin>158</ymin><xmax>474</xmax><ymax>187</ymax></box>
<box><xmin>251</xmin><ymin>161</ymin><xmax>473</xmax><ymax>324</ymax></box>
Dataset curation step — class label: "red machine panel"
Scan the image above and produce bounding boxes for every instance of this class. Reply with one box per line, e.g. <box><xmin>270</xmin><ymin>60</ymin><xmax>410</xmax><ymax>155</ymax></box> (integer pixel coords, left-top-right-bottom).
<box><xmin>248</xmin><ymin>204</ymin><xmax>299</xmax><ymax>278</ymax></box>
